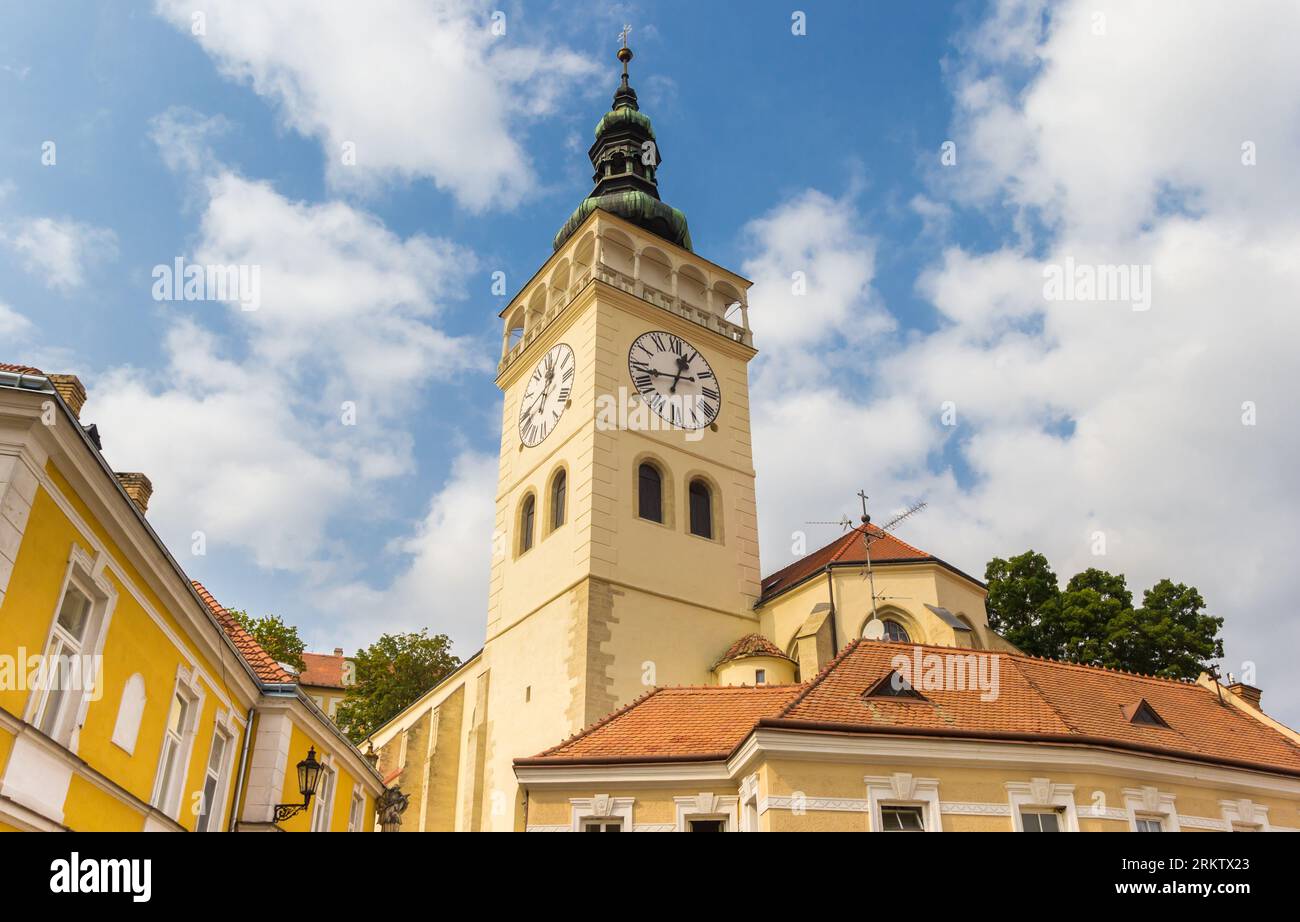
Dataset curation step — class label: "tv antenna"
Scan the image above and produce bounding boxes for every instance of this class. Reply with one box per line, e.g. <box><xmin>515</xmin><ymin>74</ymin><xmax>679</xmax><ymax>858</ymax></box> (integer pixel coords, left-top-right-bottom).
<box><xmin>855</xmin><ymin>492</ymin><xmax>928</xmax><ymax>627</ymax></box>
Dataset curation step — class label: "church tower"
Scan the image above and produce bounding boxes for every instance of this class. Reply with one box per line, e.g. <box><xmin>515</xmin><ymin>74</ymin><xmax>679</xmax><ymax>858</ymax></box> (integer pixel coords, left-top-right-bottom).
<box><xmin>471</xmin><ymin>40</ymin><xmax>762</xmax><ymax>829</ymax></box>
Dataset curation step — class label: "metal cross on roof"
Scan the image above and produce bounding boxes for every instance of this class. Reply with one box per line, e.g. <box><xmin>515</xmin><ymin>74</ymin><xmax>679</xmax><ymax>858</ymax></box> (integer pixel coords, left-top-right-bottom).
<box><xmin>619</xmin><ymin>24</ymin><xmax>632</xmax><ymax>48</ymax></box>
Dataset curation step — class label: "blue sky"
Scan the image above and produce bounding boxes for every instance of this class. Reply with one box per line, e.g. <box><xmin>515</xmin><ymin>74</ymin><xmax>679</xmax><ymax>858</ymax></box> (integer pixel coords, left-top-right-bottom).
<box><xmin>3</xmin><ymin>2</ymin><xmax>1299</xmax><ymax>723</ymax></box>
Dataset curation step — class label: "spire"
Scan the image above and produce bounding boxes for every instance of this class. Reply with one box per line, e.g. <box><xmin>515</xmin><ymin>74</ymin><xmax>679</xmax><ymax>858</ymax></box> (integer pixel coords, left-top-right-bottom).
<box><xmin>553</xmin><ymin>30</ymin><xmax>692</xmax><ymax>252</ymax></box>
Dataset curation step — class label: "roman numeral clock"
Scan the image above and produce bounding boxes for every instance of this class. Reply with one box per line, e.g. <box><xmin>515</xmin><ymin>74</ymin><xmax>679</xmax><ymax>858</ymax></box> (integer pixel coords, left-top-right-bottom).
<box><xmin>518</xmin><ymin>343</ymin><xmax>575</xmax><ymax>447</ymax></box>
<box><xmin>628</xmin><ymin>330</ymin><xmax>721</xmax><ymax>430</ymax></box>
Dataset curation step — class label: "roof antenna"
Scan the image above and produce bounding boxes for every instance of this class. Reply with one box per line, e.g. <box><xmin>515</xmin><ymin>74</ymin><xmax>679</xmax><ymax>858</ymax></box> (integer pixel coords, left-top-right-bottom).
<box><xmin>857</xmin><ymin>493</ymin><xmax>928</xmax><ymax>635</ymax></box>
<box><xmin>1206</xmin><ymin>663</ymin><xmax>1226</xmax><ymax>706</ymax></box>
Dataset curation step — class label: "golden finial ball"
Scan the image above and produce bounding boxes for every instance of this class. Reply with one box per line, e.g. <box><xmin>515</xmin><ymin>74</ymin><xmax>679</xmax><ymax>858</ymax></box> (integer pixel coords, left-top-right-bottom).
<box><xmin>617</xmin><ymin>47</ymin><xmax>633</xmax><ymax>64</ymax></box>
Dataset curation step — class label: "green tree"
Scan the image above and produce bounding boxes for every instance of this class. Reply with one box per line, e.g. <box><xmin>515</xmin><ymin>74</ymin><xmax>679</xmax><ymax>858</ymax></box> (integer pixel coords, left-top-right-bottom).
<box><xmin>336</xmin><ymin>630</ymin><xmax>460</xmax><ymax>744</ymax></box>
<box><xmin>983</xmin><ymin>552</ymin><xmax>1223</xmax><ymax>679</ymax></box>
<box><xmin>984</xmin><ymin>550</ymin><xmax>1060</xmax><ymax>657</ymax></box>
<box><xmin>228</xmin><ymin>610</ymin><xmax>306</xmax><ymax>673</ymax></box>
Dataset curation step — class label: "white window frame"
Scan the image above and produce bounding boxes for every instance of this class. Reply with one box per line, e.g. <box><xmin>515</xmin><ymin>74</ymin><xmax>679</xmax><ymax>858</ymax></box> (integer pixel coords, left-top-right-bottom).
<box><xmin>149</xmin><ymin>665</ymin><xmax>204</xmax><ymax>820</ymax></box>
<box><xmin>674</xmin><ymin>793</ymin><xmax>739</xmax><ymax>832</ymax></box>
<box><xmin>1123</xmin><ymin>786</ymin><xmax>1180</xmax><ymax>832</ymax></box>
<box><xmin>1220</xmin><ymin>798</ymin><xmax>1270</xmax><ymax>832</ymax></box>
<box><xmin>310</xmin><ymin>757</ymin><xmax>337</xmax><ymax>831</ymax></box>
<box><xmin>1006</xmin><ymin>778</ymin><xmax>1079</xmax><ymax>832</ymax></box>
<box><xmin>347</xmin><ymin>785</ymin><xmax>365</xmax><ymax>832</ymax></box>
<box><xmin>570</xmin><ymin>795</ymin><xmax>634</xmax><ymax>832</ymax></box>
<box><xmin>865</xmin><ymin>773</ymin><xmax>943</xmax><ymax>832</ymax></box>
<box><xmin>25</xmin><ymin>546</ymin><xmax>117</xmax><ymax>751</ymax></box>
<box><xmin>196</xmin><ymin>710</ymin><xmax>240</xmax><ymax>832</ymax></box>
<box><xmin>739</xmin><ymin>773</ymin><xmax>760</xmax><ymax>832</ymax></box>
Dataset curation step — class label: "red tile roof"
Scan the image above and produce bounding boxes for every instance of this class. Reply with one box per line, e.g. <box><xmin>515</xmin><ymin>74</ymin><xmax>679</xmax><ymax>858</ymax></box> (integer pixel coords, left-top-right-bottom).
<box><xmin>520</xmin><ymin>640</ymin><xmax>1300</xmax><ymax>777</ymax></box>
<box><xmin>713</xmin><ymin>633</ymin><xmax>793</xmax><ymax>669</ymax></box>
<box><xmin>759</xmin><ymin>524</ymin><xmax>969</xmax><ymax>602</ymax></box>
<box><xmin>524</xmin><ymin>685</ymin><xmax>805</xmax><ymax>763</ymax></box>
<box><xmin>299</xmin><ymin>651</ymin><xmax>348</xmax><ymax>689</ymax></box>
<box><xmin>0</xmin><ymin>362</ymin><xmax>44</xmax><ymax>375</ymax></box>
<box><xmin>192</xmin><ymin>580</ymin><xmax>295</xmax><ymax>684</ymax></box>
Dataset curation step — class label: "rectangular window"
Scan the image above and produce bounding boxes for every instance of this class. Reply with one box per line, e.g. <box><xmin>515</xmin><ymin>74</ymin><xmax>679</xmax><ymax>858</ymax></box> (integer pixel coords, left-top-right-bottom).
<box><xmin>688</xmin><ymin>819</ymin><xmax>725</xmax><ymax>832</ymax></box>
<box><xmin>348</xmin><ymin>789</ymin><xmax>365</xmax><ymax>832</ymax></box>
<box><xmin>152</xmin><ymin>690</ymin><xmax>193</xmax><ymax>817</ymax></box>
<box><xmin>754</xmin><ymin>668</ymin><xmax>767</xmax><ymax>685</ymax></box>
<box><xmin>311</xmin><ymin>764</ymin><xmax>336</xmax><ymax>831</ymax></box>
<box><xmin>33</xmin><ymin>581</ymin><xmax>95</xmax><ymax>742</ymax></box>
<box><xmin>1020</xmin><ymin>809</ymin><xmax>1062</xmax><ymax>832</ymax></box>
<box><xmin>880</xmin><ymin>805</ymin><xmax>926</xmax><ymax>832</ymax></box>
<box><xmin>197</xmin><ymin>728</ymin><xmax>230</xmax><ymax>832</ymax></box>
<box><xmin>1134</xmin><ymin>816</ymin><xmax>1163</xmax><ymax>832</ymax></box>
<box><xmin>582</xmin><ymin>819</ymin><xmax>622</xmax><ymax>832</ymax></box>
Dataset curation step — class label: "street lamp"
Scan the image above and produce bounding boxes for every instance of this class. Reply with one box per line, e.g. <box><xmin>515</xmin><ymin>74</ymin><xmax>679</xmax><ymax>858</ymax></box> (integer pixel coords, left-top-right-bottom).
<box><xmin>274</xmin><ymin>746</ymin><xmax>323</xmax><ymax>822</ymax></box>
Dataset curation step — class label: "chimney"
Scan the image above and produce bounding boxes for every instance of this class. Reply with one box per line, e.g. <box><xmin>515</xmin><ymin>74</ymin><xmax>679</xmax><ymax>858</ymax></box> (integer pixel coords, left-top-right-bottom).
<box><xmin>1226</xmin><ymin>682</ymin><xmax>1262</xmax><ymax>710</ymax></box>
<box><xmin>115</xmin><ymin>472</ymin><xmax>153</xmax><ymax>515</ymax></box>
<box><xmin>47</xmin><ymin>374</ymin><xmax>87</xmax><ymax>419</ymax></box>
<box><xmin>334</xmin><ymin>647</ymin><xmax>344</xmax><ymax>657</ymax></box>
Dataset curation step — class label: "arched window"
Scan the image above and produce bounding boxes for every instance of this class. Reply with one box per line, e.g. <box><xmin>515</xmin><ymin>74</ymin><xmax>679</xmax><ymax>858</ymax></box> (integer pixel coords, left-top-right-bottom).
<box><xmin>688</xmin><ymin>479</ymin><xmax>712</xmax><ymax>538</ymax></box>
<box><xmin>520</xmin><ymin>495</ymin><xmax>536</xmax><ymax>553</ymax></box>
<box><xmin>881</xmin><ymin>619</ymin><xmax>910</xmax><ymax>643</ymax></box>
<box><xmin>551</xmin><ymin>470</ymin><xmax>567</xmax><ymax>529</ymax></box>
<box><xmin>638</xmin><ymin>463</ymin><xmax>662</xmax><ymax>523</ymax></box>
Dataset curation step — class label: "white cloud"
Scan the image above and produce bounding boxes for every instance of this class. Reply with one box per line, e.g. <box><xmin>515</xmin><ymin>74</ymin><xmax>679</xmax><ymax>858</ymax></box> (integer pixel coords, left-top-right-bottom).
<box><xmin>0</xmin><ymin>302</ymin><xmax>33</xmax><ymax>339</ymax></box>
<box><xmin>748</xmin><ymin>0</ymin><xmax>1300</xmax><ymax>721</ymax></box>
<box><xmin>91</xmin><ymin>126</ymin><xmax>485</xmax><ymax>574</ymax></box>
<box><xmin>314</xmin><ymin>449</ymin><xmax>498</xmax><ymax>651</ymax></box>
<box><xmin>153</xmin><ymin>0</ymin><xmax>597</xmax><ymax>210</ymax></box>
<box><xmin>2</xmin><ymin>217</ymin><xmax>117</xmax><ymax>290</ymax></box>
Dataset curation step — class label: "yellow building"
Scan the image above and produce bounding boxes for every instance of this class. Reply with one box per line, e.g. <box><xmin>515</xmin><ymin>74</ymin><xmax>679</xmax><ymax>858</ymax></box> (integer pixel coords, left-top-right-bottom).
<box><xmin>370</xmin><ymin>45</ymin><xmax>1300</xmax><ymax>832</ymax></box>
<box><xmin>0</xmin><ymin>364</ymin><xmax>385</xmax><ymax>831</ymax></box>
<box><xmin>297</xmin><ymin>649</ymin><xmax>352</xmax><ymax>722</ymax></box>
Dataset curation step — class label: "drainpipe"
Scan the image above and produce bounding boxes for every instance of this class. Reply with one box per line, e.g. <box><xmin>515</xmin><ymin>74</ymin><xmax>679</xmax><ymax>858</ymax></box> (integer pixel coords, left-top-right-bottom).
<box><xmin>226</xmin><ymin>705</ymin><xmax>256</xmax><ymax>832</ymax></box>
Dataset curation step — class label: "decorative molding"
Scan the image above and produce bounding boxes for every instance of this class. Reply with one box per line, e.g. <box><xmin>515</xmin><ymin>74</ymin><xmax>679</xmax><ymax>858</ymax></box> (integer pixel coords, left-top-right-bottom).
<box><xmin>1005</xmin><ymin>777</ymin><xmax>1080</xmax><ymax>832</ymax></box>
<box><xmin>940</xmin><ymin>801</ymin><xmax>1012</xmax><ymax>816</ymax></box>
<box><xmin>1178</xmin><ymin>814</ymin><xmax>1230</xmax><ymax>831</ymax></box>
<box><xmin>864</xmin><ymin>773</ymin><xmax>943</xmax><ymax>832</ymax></box>
<box><xmin>760</xmin><ymin>795</ymin><xmax>869</xmax><ymax>814</ymax></box>
<box><xmin>570</xmin><ymin>794</ymin><xmax>634</xmax><ymax>831</ymax></box>
<box><xmin>674</xmin><ymin>792</ymin><xmax>739</xmax><ymax>831</ymax></box>
<box><xmin>1219</xmin><ymin>797</ymin><xmax>1271</xmax><ymax>831</ymax></box>
<box><xmin>1122</xmin><ymin>785</ymin><xmax>1180</xmax><ymax>831</ymax></box>
<box><xmin>633</xmin><ymin>823</ymin><xmax>675</xmax><ymax>832</ymax></box>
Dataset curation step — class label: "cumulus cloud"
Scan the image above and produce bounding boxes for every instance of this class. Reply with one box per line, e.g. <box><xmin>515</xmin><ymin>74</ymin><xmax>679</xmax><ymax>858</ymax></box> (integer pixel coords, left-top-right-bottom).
<box><xmin>92</xmin><ymin>119</ymin><xmax>484</xmax><ymax>575</ymax></box>
<box><xmin>2</xmin><ymin>216</ymin><xmax>117</xmax><ymax>290</ymax></box>
<box><xmin>314</xmin><ymin>449</ymin><xmax>498</xmax><ymax>650</ymax></box>
<box><xmin>748</xmin><ymin>0</ymin><xmax>1300</xmax><ymax>721</ymax></box>
<box><xmin>153</xmin><ymin>0</ymin><xmax>597</xmax><ymax>210</ymax></box>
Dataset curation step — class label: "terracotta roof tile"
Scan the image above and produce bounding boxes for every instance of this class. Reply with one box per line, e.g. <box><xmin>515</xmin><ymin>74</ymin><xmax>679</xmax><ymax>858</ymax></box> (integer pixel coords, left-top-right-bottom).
<box><xmin>521</xmin><ymin>640</ymin><xmax>1300</xmax><ymax>777</ymax></box>
<box><xmin>299</xmin><ymin>651</ymin><xmax>348</xmax><ymax>689</ymax></box>
<box><xmin>759</xmin><ymin>524</ymin><xmax>952</xmax><ymax>602</ymax></box>
<box><xmin>712</xmin><ymin>633</ymin><xmax>793</xmax><ymax>668</ymax></box>
<box><xmin>0</xmin><ymin>362</ymin><xmax>44</xmax><ymax>375</ymax></box>
<box><xmin>192</xmin><ymin>580</ymin><xmax>295</xmax><ymax>684</ymax></box>
<box><xmin>525</xmin><ymin>684</ymin><xmax>804</xmax><ymax>762</ymax></box>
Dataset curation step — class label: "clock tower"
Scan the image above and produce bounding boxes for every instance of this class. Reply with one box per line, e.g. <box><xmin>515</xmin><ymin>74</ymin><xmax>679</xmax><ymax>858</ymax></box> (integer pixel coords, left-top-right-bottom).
<box><xmin>471</xmin><ymin>42</ymin><xmax>761</xmax><ymax>829</ymax></box>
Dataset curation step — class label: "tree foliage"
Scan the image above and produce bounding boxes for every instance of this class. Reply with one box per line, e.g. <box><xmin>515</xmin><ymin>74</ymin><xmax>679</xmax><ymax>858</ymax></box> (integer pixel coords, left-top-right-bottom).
<box><xmin>227</xmin><ymin>609</ymin><xmax>306</xmax><ymax>673</ymax></box>
<box><xmin>336</xmin><ymin>630</ymin><xmax>461</xmax><ymax>744</ymax></box>
<box><xmin>984</xmin><ymin>551</ymin><xmax>1223</xmax><ymax>678</ymax></box>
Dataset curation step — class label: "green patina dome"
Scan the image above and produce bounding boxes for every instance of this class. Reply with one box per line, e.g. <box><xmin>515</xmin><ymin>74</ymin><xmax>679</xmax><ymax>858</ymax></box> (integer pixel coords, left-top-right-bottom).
<box><xmin>553</xmin><ymin>191</ymin><xmax>692</xmax><ymax>252</ymax></box>
<box><xmin>553</xmin><ymin>43</ymin><xmax>692</xmax><ymax>253</ymax></box>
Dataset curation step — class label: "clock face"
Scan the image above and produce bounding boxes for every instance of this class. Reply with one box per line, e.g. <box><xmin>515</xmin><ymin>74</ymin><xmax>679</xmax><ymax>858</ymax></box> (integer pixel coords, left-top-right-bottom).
<box><xmin>627</xmin><ymin>330</ymin><xmax>721</xmax><ymax>430</ymax></box>
<box><xmin>518</xmin><ymin>343</ymin><xmax>575</xmax><ymax>447</ymax></box>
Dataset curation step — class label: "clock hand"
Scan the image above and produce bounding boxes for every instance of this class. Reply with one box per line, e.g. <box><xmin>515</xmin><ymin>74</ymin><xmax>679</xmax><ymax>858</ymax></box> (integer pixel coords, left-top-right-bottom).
<box><xmin>668</xmin><ymin>355</ymin><xmax>689</xmax><ymax>393</ymax></box>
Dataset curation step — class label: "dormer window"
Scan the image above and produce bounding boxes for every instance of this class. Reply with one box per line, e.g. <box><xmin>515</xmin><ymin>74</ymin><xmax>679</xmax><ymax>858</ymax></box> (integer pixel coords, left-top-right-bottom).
<box><xmin>864</xmin><ymin>670</ymin><xmax>927</xmax><ymax>701</ymax></box>
<box><xmin>1122</xmin><ymin>699</ymin><xmax>1169</xmax><ymax>729</ymax></box>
